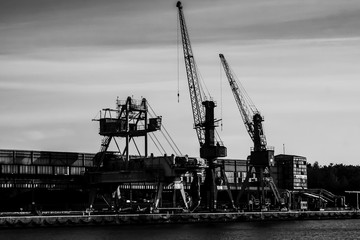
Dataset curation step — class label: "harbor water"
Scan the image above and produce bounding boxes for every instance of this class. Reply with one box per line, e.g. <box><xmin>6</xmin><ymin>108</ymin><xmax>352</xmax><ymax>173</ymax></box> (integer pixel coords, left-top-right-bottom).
<box><xmin>1</xmin><ymin>219</ymin><xmax>360</xmax><ymax>240</ymax></box>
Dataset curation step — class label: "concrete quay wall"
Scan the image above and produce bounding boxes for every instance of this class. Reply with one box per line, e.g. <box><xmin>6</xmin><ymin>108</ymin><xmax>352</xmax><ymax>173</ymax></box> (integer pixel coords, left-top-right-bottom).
<box><xmin>0</xmin><ymin>210</ymin><xmax>359</xmax><ymax>228</ymax></box>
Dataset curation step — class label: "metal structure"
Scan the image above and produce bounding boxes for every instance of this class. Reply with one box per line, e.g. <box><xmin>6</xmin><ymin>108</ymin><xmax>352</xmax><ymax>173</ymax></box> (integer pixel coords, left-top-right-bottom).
<box><xmin>93</xmin><ymin>97</ymin><xmax>161</xmax><ymax>169</ymax></box>
<box><xmin>87</xmin><ymin>96</ymin><xmax>205</xmax><ymax>212</ymax></box>
<box><xmin>219</xmin><ymin>54</ymin><xmax>281</xmax><ymax>209</ymax></box>
<box><xmin>176</xmin><ymin>2</ymin><xmax>234</xmax><ymax>211</ymax></box>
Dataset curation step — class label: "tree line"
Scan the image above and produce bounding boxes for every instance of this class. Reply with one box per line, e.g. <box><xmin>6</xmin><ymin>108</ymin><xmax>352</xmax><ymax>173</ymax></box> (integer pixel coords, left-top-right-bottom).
<box><xmin>307</xmin><ymin>162</ymin><xmax>360</xmax><ymax>195</ymax></box>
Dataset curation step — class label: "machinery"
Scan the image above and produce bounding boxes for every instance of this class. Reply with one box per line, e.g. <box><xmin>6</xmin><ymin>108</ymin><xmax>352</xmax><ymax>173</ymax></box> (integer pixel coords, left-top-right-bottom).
<box><xmin>87</xmin><ymin>97</ymin><xmax>205</xmax><ymax>212</ymax></box>
<box><xmin>219</xmin><ymin>54</ymin><xmax>281</xmax><ymax>209</ymax></box>
<box><xmin>176</xmin><ymin>2</ymin><xmax>235</xmax><ymax>211</ymax></box>
<box><xmin>93</xmin><ymin>97</ymin><xmax>161</xmax><ymax>169</ymax></box>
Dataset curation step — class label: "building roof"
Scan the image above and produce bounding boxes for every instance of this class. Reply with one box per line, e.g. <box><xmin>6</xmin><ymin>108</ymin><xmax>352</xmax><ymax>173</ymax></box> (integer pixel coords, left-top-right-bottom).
<box><xmin>275</xmin><ymin>154</ymin><xmax>306</xmax><ymax>159</ymax></box>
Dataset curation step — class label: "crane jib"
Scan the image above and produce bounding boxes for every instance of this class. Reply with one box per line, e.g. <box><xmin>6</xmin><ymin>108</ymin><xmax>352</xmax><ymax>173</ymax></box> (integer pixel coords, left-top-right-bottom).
<box><xmin>219</xmin><ymin>54</ymin><xmax>267</xmax><ymax>149</ymax></box>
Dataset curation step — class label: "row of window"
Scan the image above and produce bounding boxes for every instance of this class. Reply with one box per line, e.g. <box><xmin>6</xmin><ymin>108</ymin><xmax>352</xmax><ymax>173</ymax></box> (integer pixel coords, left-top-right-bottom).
<box><xmin>0</xmin><ymin>164</ymin><xmax>86</xmax><ymax>176</ymax></box>
<box><xmin>182</xmin><ymin>171</ymin><xmax>248</xmax><ymax>184</ymax></box>
<box><xmin>294</xmin><ymin>169</ymin><xmax>307</xmax><ymax>175</ymax></box>
<box><xmin>0</xmin><ymin>182</ymin><xmax>81</xmax><ymax>189</ymax></box>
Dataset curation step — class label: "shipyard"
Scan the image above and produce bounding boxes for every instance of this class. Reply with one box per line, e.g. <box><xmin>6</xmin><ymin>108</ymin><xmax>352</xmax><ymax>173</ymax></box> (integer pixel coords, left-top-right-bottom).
<box><xmin>1</xmin><ymin>0</ymin><xmax>360</xmax><ymax>234</ymax></box>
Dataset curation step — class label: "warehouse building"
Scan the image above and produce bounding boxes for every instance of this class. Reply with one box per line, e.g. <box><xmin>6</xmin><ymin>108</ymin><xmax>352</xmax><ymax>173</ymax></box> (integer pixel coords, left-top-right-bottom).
<box><xmin>0</xmin><ymin>149</ymin><xmax>314</xmax><ymax>211</ymax></box>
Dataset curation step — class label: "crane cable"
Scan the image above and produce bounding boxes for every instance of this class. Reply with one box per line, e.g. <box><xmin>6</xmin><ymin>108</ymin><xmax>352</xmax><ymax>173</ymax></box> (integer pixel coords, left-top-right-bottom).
<box><xmin>196</xmin><ymin>62</ymin><xmax>211</xmax><ymax>101</ymax></box>
<box><xmin>176</xmin><ymin>11</ymin><xmax>211</xmax><ymax>102</ymax></box>
<box><xmin>213</xmin><ymin>59</ymin><xmax>224</xmax><ymax>144</ymax></box>
<box><xmin>131</xmin><ymin>137</ymin><xmax>142</xmax><ymax>156</ymax></box>
<box><xmin>148</xmin><ymin>103</ymin><xmax>182</xmax><ymax>155</ymax></box>
<box><xmin>215</xmin><ymin>129</ymin><xmax>224</xmax><ymax>146</ymax></box>
<box><xmin>160</xmin><ymin>125</ymin><xmax>183</xmax><ymax>156</ymax></box>
<box><xmin>220</xmin><ymin>58</ymin><xmax>223</xmax><ymax>131</ymax></box>
<box><xmin>229</xmin><ymin>63</ymin><xmax>258</xmax><ymax>114</ymax></box>
<box><xmin>149</xmin><ymin>132</ymin><xmax>167</xmax><ymax>155</ymax></box>
<box><xmin>147</xmin><ymin>102</ymin><xmax>183</xmax><ymax>156</ymax></box>
<box><xmin>148</xmin><ymin>133</ymin><xmax>165</xmax><ymax>155</ymax></box>
<box><xmin>177</xmin><ymin>12</ymin><xmax>180</xmax><ymax>103</ymax></box>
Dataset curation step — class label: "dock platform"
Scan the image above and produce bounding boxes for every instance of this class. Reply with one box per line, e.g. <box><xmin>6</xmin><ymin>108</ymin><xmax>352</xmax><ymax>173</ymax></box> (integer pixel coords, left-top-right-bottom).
<box><xmin>0</xmin><ymin>210</ymin><xmax>359</xmax><ymax>228</ymax></box>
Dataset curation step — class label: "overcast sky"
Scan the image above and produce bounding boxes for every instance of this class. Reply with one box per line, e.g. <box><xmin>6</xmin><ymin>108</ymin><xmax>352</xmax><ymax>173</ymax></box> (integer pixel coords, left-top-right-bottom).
<box><xmin>1</xmin><ymin>0</ymin><xmax>359</xmax><ymax>166</ymax></box>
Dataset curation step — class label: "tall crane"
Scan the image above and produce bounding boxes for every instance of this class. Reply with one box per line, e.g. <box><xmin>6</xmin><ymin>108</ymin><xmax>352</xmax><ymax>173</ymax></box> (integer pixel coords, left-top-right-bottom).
<box><xmin>219</xmin><ymin>54</ymin><xmax>281</xmax><ymax>209</ymax></box>
<box><xmin>176</xmin><ymin>2</ymin><xmax>234</xmax><ymax>211</ymax></box>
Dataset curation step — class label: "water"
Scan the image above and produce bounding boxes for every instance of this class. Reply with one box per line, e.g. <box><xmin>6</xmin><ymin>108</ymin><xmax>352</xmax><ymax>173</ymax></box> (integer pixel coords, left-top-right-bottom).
<box><xmin>1</xmin><ymin>219</ymin><xmax>360</xmax><ymax>240</ymax></box>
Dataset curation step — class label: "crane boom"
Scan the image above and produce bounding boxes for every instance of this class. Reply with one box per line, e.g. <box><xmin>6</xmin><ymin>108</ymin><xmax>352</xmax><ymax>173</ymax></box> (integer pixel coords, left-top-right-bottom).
<box><xmin>219</xmin><ymin>53</ymin><xmax>267</xmax><ymax>151</ymax></box>
<box><xmin>219</xmin><ymin>54</ymin><xmax>254</xmax><ymax>140</ymax></box>
<box><xmin>176</xmin><ymin>1</ymin><xmax>205</xmax><ymax>146</ymax></box>
<box><xmin>220</xmin><ymin>54</ymin><xmax>280</xmax><ymax>208</ymax></box>
<box><xmin>176</xmin><ymin>2</ymin><xmax>235</xmax><ymax>211</ymax></box>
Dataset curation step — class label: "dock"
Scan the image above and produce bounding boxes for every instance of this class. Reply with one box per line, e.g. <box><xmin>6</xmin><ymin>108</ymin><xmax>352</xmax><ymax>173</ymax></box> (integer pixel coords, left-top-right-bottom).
<box><xmin>1</xmin><ymin>210</ymin><xmax>359</xmax><ymax>228</ymax></box>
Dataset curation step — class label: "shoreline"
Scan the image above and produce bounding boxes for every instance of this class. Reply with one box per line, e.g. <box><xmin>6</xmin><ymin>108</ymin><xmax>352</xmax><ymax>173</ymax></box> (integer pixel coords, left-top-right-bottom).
<box><xmin>1</xmin><ymin>210</ymin><xmax>359</xmax><ymax>228</ymax></box>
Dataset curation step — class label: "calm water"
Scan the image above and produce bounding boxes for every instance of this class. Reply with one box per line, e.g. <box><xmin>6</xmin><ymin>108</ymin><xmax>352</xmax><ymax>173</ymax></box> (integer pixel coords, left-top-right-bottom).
<box><xmin>1</xmin><ymin>219</ymin><xmax>360</xmax><ymax>240</ymax></box>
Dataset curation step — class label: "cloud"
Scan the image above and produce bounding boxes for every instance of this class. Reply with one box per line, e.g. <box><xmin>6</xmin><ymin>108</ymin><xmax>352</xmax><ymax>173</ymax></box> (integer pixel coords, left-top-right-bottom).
<box><xmin>0</xmin><ymin>0</ymin><xmax>174</xmax><ymax>55</ymax></box>
<box><xmin>2</xmin><ymin>0</ymin><xmax>360</xmax><ymax>57</ymax></box>
<box><xmin>0</xmin><ymin>0</ymin><xmax>359</xmax><ymax>165</ymax></box>
<box><xmin>22</xmin><ymin>128</ymin><xmax>74</xmax><ymax>141</ymax></box>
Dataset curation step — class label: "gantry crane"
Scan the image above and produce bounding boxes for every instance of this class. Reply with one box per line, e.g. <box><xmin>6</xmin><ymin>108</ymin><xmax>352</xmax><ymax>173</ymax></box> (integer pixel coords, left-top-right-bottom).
<box><xmin>176</xmin><ymin>2</ymin><xmax>234</xmax><ymax>211</ymax></box>
<box><xmin>87</xmin><ymin>97</ymin><xmax>207</xmax><ymax>213</ymax></box>
<box><xmin>92</xmin><ymin>97</ymin><xmax>160</xmax><ymax>170</ymax></box>
<box><xmin>219</xmin><ymin>54</ymin><xmax>281</xmax><ymax>209</ymax></box>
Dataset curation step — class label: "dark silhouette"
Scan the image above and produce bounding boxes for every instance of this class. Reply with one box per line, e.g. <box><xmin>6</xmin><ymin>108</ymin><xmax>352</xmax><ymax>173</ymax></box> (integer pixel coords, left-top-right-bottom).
<box><xmin>307</xmin><ymin>162</ymin><xmax>360</xmax><ymax>195</ymax></box>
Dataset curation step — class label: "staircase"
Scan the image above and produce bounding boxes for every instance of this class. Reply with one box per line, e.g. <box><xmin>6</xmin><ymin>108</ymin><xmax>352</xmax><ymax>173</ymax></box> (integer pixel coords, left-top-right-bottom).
<box><xmin>266</xmin><ymin>177</ymin><xmax>281</xmax><ymax>203</ymax></box>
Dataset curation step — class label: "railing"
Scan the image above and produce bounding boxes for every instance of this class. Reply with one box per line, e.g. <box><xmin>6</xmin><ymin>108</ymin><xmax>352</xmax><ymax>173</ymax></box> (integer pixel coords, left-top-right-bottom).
<box><xmin>116</xmin><ymin>98</ymin><xmax>146</xmax><ymax>111</ymax></box>
<box><xmin>0</xmin><ymin>149</ymin><xmax>94</xmax><ymax>167</ymax></box>
<box><xmin>250</xmin><ymin>146</ymin><xmax>275</xmax><ymax>151</ymax></box>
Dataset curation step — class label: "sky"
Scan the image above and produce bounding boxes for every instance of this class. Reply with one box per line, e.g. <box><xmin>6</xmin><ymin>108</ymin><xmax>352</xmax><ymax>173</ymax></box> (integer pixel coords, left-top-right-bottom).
<box><xmin>0</xmin><ymin>0</ymin><xmax>359</xmax><ymax>166</ymax></box>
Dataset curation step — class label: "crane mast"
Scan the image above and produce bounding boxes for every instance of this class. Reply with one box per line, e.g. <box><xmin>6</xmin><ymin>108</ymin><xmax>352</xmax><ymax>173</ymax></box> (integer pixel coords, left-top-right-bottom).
<box><xmin>219</xmin><ymin>54</ymin><xmax>281</xmax><ymax>208</ymax></box>
<box><xmin>177</xmin><ymin>2</ymin><xmax>235</xmax><ymax>211</ymax></box>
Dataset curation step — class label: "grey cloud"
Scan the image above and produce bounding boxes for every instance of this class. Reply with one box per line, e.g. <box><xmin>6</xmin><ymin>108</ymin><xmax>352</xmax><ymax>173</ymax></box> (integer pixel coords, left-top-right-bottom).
<box><xmin>2</xmin><ymin>0</ymin><xmax>360</xmax><ymax>56</ymax></box>
<box><xmin>236</xmin><ymin>9</ymin><xmax>360</xmax><ymax>40</ymax></box>
<box><xmin>0</xmin><ymin>0</ymin><xmax>173</xmax><ymax>55</ymax></box>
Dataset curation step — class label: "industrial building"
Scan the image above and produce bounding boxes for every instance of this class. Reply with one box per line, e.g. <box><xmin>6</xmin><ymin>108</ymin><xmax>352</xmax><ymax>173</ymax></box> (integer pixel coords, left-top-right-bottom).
<box><xmin>273</xmin><ymin>154</ymin><xmax>308</xmax><ymax>190</ymax></box>
<box><xmin>0</xmin><ymin>147</ymin><xmax>341</xmax><ymax>212</ymax></box>
<box><xmin>0</xmin><ymin>149</ymin><xmax>94</xmax><ymax>211</ymax></box>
